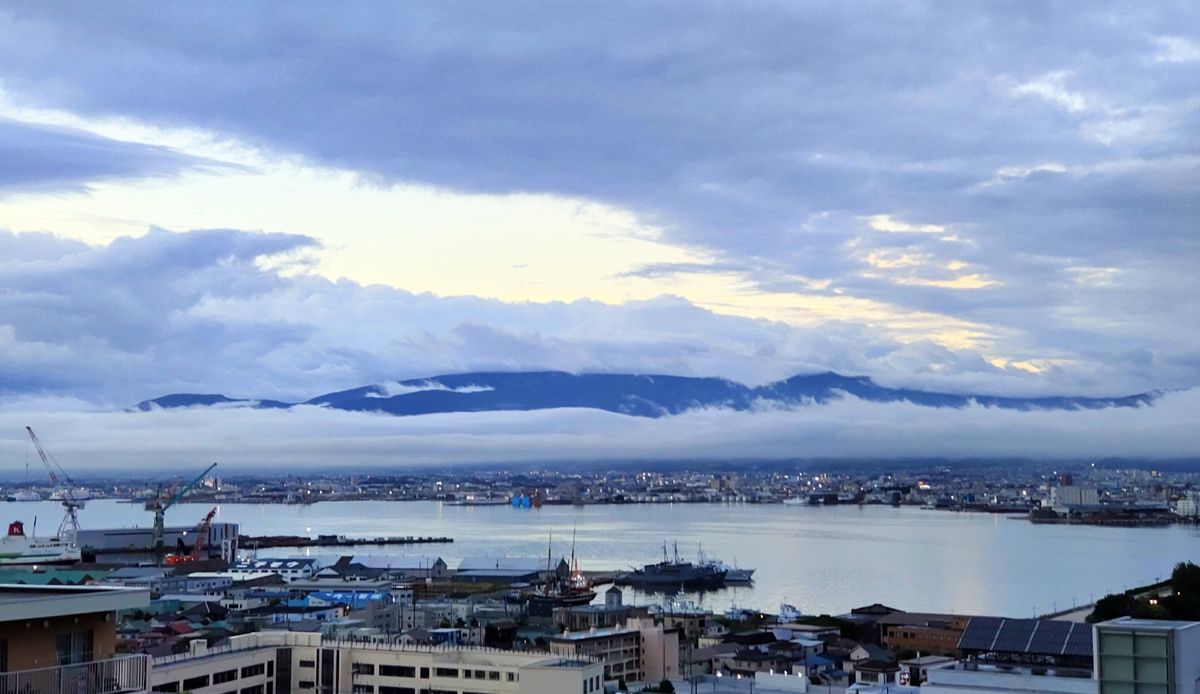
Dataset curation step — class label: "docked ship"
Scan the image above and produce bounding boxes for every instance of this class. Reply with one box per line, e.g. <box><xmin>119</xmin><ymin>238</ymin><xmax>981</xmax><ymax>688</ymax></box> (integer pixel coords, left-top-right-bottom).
<box><xmin>615</xmin><ymin>543</ymin><xmax>727</xmax><ymax>590</ymax></box>
<box><xmin>5</xmin><ymin>490</ymin><xmax>43</xmax><ymax>502</ymax></box>
<box><xmin>0</xmin><ymin>520</ymin><xmax>81</xmax><ymax>566</ymax></box>
<box><xmin>526</xmin><ymin>532</ymin><xmax>596</xmax><ymax>615</ymax></box>
<box><xmin>696</xmin><ymin>545</ymin><xmax>754</xmax><ymax>583</ymax></box>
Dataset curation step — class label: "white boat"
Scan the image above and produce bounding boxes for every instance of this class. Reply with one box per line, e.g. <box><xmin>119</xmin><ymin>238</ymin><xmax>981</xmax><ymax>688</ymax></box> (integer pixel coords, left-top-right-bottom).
<box><xmin>0</xmin><ymin>520</ymin><xmax>80</xmax><ymax>566</ymax></box>
<box><xmin>779</xmin><ymin>603</ymin><xmax>803</xmax><ymax>622</ymax></box>
<box><xmin>6</xmin><ymin>490</ymin><xmax>43</xmax><ymax>502</ymax></box>
<box><xmin>781</xmin><ymin>497</ymin><xmax>806</xmax><ymax>506</ymax></box>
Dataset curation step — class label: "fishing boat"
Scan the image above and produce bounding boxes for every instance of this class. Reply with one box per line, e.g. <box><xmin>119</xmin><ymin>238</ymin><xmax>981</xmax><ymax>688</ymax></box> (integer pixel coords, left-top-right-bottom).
<box><xmin>0</xmin><ymin>520</ymin><xmax>80</xmax><ymax>566</ymax></box>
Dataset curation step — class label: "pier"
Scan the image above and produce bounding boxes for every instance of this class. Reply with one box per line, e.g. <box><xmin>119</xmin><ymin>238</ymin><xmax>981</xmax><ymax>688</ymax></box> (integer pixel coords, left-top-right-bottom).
<box><xmin>239</xmin><ymin>534</ymin><xmax>453</xmax><ymax>549</ymax></box>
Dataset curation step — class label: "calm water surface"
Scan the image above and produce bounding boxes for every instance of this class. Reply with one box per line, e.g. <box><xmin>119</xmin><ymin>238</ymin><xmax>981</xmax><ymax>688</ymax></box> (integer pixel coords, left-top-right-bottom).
<box><xmin>10</xmin><ymin>499</ymin><xmax>1200</xmax><ymax>618</ymax></box>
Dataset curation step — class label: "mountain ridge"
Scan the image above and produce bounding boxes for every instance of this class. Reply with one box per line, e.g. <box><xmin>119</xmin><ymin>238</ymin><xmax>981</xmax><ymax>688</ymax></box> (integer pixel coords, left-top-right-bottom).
<box><xmin>132</xmin><ymin>370</ymin><xmax>1159</xmax><ymax>418</ymax></box>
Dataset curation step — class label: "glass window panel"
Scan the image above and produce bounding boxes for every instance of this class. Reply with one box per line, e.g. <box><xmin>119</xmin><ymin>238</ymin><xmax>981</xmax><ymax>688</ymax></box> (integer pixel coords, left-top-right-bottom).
<box><xmin>1100</xmin><ymin>683</ymin><xmax>1135</xmax><ymax>694</ymax></box>
<box><xmin>1102</xmin><ymin>633</ymin><xmax>1134</xmax><ymax>656</ymax></box>
<box><xmin>1134</xmin><ymin>684</ymin><xmax>1168</xmax><ymax>694</ymax></box>
<box><xmin>1134</xmin><ymin>634</ymin><xmax>1167</xmax><ymax>657</ymax></box>
<box><xmin>1102</xmin><ymin>655</ymin><xmax>1135</xmax><ymax>680</ymax></box>
<box><xmin>1135</xmin><ymin>657</ymin><xmax>1168</xmax><ymax>684</ymax></box>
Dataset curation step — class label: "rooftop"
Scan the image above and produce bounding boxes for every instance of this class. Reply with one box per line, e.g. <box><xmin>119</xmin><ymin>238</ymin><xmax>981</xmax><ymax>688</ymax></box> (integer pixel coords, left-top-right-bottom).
<box><xmin>0</xmin><ymin>584</ymin><xmax>149</xmax><ymax>621</ymax></box>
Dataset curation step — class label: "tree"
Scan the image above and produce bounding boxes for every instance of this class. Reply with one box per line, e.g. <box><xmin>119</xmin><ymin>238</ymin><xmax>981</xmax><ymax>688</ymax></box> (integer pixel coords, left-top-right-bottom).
<box><xmin>1088</xmin><ymin>593</ymin><xmax>1138</xmax><ymax>623</ymax></box>
<box><xmin>657</xmin><ymin>679</ymin><xmax>675</xmax><ymax>693</ymax></box>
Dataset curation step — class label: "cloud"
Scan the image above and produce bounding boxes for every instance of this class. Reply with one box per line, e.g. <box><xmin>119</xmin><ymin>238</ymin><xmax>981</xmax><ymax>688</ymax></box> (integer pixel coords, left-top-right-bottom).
<box><xmin>0</xmin><ymin>5</ymin><xmax>1196</xmax><ymax>420</ymax></box>
<box><xmin>2</xmin><ymin>389</ymin><xmax>1196</xmax><ymax>472</ymax></box>
<box><xmin>0</xmin><ymin>227</ymin><xmax>1189</xmax><ymax>410</ymax></box>
<box><xmin>0</xmin><ymin>118</ymin><xmax>223</xmax><ymax>196</ymax></box>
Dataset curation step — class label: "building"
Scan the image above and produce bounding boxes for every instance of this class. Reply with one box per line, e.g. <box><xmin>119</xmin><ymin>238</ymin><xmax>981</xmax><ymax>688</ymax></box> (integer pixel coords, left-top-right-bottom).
<box><xmin>78</xmin><ymin>522</ymin><xmax>239</xmax><ymax>560</ymax></box>
<box><xmin>0</xmin><ymin>583</ymin><xmax>151</xmax><ymax>694</ymax></box>
<box><xmin>1095</xmin><ymin>617</ymin><xmax>1200</xmax><ymax>693</ymax></box>
<box><xmin>555</xmin><ymin>586</ymin><xmax>647</xmax><ymax>631</ymax></box>
<box><xmin>879</xmin><ymin>612</ymin><xmax>973</xmax><ymax>656</ymax></box>
<box><xmin>547</xmin><ymin>617</ymin><xmax>682</xmax><ymax>682</ymax></box>
<box><xmin>1049</xmin><ymin>486</ymin><xmax>1101</xmax><ymax>512</ymax></box>
<box><xmin>456</xmin><ymin>556</ymin><xmax>567</xmax><ymax>584</ymax></box>
<box><xmin>148</xmin><ymin>630</ymin><xmax>604</xmax><ymax>694</ymax></box>
<box><xmin>549</xmin><ymin>624</ymin><xmax>642</xmax><ymax>681</ymax></box>
<box><xmin>230</xmin><ymin>557</ymin><xmax>322</xmax><ymax>583</ymax></box>
<box><xmin>316</xmin><ymin>554</ymin><xmax>450</xmax><ymax>581</ymax></box>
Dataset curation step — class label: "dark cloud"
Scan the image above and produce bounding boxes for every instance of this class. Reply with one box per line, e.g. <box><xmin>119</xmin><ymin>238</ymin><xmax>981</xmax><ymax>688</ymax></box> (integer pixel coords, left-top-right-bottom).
<box><xmin>0</xmin><ymin>119</ymin><xmax>219</xmax><ymax>194</ymax></box>
<box><xmin>0</xmin><ymin>4</ymin><xmax>1196</xmax><ymax>399</ymax></box>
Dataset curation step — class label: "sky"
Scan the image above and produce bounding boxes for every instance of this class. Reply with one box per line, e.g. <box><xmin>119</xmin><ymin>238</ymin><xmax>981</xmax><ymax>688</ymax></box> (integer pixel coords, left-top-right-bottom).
<box><xmin>0</xmin><ymin>3</ymin><xmax>1197</xmax><ymax>470</ymax></box>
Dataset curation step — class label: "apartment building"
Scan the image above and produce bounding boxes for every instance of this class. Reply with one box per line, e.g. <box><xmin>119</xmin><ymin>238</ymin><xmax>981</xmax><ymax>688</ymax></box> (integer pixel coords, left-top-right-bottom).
<box><xmin>149</xmin><ymin>630</ymin><xmax>605</xmax><ymax>694</ymax></box>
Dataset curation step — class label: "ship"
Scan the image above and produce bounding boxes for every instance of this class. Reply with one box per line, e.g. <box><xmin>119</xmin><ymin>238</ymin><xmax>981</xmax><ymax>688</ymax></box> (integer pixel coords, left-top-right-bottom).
<box><xmin>5</xmin><ymin>490</ymin><xmax>43</xmax><ymax>502</ymax></box>
<box><xmin>696</xmin><ymin>545</ymin><xmax>754</xmax><ymax>583</ymax></box>
<box><xmin>526</xmin><ymin>531</ymin><xmax>596</xmax><ymax>615</ymax></box>
<box><xmin>614</xmin><ymin>542</ymin><xmax>727</xmax><ymax>590</ymax></box>
<box><xmin>0</xmin><ymin>520</ymin><xmax>81</xmax><ymax>566</ymax></box>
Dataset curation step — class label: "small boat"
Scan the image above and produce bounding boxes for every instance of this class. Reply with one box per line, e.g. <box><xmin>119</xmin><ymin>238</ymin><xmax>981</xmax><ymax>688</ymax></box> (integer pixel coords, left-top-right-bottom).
<box><xmin>781</xmin><ymin>497</ymin><xmax>806</xmax><ymax>506</ymax></box>
<box><xmin>779</xmin><ymin>603</ymin><xmax>802</xmax><ymax>622</ymax></box>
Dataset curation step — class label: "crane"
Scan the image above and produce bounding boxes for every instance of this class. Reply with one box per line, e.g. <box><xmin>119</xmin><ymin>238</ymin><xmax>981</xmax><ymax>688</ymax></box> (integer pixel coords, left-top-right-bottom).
<box><xmin>165</xmin><ymin>507</ymin><xmax>218</xmax><ymax>566</ymax></box>
<box><xmin>25</xmin><ymin>426</ymin><xmax>82</xmax><ymax>542</ymax></box>
<box><xmin>146</xmin><ymin>462</ymin><xmax>217</xmax><ymax>556</ymax></box>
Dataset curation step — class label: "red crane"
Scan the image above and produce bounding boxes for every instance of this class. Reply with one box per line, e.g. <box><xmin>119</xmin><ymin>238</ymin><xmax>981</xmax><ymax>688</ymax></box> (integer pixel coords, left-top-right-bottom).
<box><xmin>165</xmin><ymin>507</ymin><xmax>218</xmax><ymax>566</ymax></box>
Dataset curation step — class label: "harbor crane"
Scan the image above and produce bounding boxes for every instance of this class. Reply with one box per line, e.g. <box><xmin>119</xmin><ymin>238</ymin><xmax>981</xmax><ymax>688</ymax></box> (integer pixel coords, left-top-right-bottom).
<box><xmin>24</xmin><ymin>426</ymin><xmax>82</xmax><ymax>540</ymax></box>
<box><xmin>165</xmin><ymin>507</ymin><xmax>218</xmax><ymax>566</ymax></box>
<box><xmin>146</xmin><ymin>462</ymin><xmax>217</xmax><ymax>556</ymax></box>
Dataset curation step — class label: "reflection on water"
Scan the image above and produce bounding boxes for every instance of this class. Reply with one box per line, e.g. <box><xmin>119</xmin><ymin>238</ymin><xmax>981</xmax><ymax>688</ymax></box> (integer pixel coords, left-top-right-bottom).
<box><xmin>7</xmin><ymin>498</ymin><xmax>1199</xmax><ymax>617</ymax></box>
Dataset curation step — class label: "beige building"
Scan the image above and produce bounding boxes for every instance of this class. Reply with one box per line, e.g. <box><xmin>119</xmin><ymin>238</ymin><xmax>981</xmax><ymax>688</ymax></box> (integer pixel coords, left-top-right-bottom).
<box><xmin>0</xmin><ymin>584</ymin><xmax>151</xmax><ymax>694</ymax></box>
<box><xmin>150</xmin><ymin>630</ymin><xmax>605</xmax><ymax>694</ymax></box>
<box><xmin>0</xmin><ymin>584</ymin><xmax>149</xmax><ymax>672</ymax></box>
<box><xmin>548</xmin><ymin>617</ymin><xmax>681</xmax><ymax>684</ymax></box>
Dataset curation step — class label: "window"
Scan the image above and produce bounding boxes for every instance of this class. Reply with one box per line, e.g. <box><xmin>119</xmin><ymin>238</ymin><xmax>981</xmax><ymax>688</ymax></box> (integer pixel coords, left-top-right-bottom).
<box><xmin>354</xmin><ymin>663</ymin><xmax>377</xmax><ymax>675</ymax></box>
<box><xmin>507</xmin><ymin>672</ymin><xmax>516</xmax><ymax>681</ymax></box>
<box><xmin>54</xmin><ymin>629</ymin><xmax>94</xmax><ymax>665</ymax></box>
<box><xmin>434</xmin><ymin>667</ymin><xmax>458</xmax><ymax>678</ymax></box>
<box><xmin>298</xmin><ymin>682</ymin><xmax>315</xmax><ymax>689</ymax></box>
<box><xmin>420</xmin><ymin>667</ymin><xmax>429</xmax><ymax>679</ymax></box>
<box><xmin>241</xmin><ymin>663</ymin><xmax>267</xmax><ymax>678</ymax></box>
<box><xmin>474</xmin><ymin>670</ymin><xmax>485</xmax><ymax>679</ymax></box>
<box><xmin>380</xmin><ymin>665</ymin><xmax>416</xmax><ymax>678</ymax></box>
<box><xmin>183</xmin><ymin>675</ymin><xmax>210</xmax><ymax>690</ymax></box>
<box><xmin>241</xmin><ymin>686</ymin><xmax>265</xmax><ymax>694</ymax></box>
<box><xmin>352</xmin><ymin>686</ymin><xmax>375</xmax><ymax>694</ymax></box>
<box><xmin>151</xmin><ymin>684</ymin><xmax>179</xmax><ymax>693</ymax></box>
<box><xmin>214</xmin><ymin>669</ymin><xmax>238</xmax><ymax>684</ymax></box>
<box><xmin>379</xmin><ymin>688</ymin><xmax>416</xmax><ymax>694</ymax></box>
<box><xmin>488</xmin><ymin>671</ymin><xmax>500</xmax><ymax>681</ymax></box>
<box><xmin>300</xmin><ymin>659</ymin><xmax>316</xmax><ymax>668</ymax></box>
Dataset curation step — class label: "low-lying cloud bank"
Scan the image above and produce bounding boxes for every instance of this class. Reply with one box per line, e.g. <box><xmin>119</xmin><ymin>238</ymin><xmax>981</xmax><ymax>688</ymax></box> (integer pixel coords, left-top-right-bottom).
<box><xmin>2</xmin><ymin>389</ymin><xmax>1195</xmax><ymax>475</ymax></box>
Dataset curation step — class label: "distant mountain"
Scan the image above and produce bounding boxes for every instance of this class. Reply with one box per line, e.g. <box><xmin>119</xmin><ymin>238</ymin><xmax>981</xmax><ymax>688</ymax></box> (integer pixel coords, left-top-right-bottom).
<box><xmin>132</xmin><ymin>371</ymin><xmax>1158</xmax><ymax>418</ymax></box>
<box><xmin>131</xmin><ymin>393</ymin><xmax>292</xmax><ymax>411</ymax></box>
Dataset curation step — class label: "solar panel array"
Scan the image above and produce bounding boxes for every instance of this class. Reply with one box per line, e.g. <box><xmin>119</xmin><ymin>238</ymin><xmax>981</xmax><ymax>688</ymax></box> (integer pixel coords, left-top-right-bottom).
<box><xmin>957</xmin><ymin>617</ymin><xmax>1093</xmax><ymax>658</ymax></box>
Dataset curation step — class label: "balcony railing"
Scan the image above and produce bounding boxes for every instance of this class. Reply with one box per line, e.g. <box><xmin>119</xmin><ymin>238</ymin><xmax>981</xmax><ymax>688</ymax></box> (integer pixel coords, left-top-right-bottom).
<box><xmin>0</xmin><ymin>653</ymin><xmax>149</xmax><ymax>694</ymax></box>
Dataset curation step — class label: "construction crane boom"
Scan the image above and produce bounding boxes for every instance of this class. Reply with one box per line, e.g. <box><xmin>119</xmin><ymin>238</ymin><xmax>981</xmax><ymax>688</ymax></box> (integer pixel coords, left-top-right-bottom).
<box><xmin>151</xmin><ymin>462</ymin><xmax>218</xmax><ymax>557</ymax></box>
<box><xmin>25</xmin><ymin>426</ymin><xmax>82</xmax><ymax>540</ymax></box>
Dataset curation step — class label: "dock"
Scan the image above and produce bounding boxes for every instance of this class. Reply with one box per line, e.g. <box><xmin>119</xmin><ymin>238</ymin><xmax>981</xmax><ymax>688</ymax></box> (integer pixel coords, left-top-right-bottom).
<box><xmin>239</xmin><ymin>534</ymin><xmax>453</xmax><ymax>549</ymax></box>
